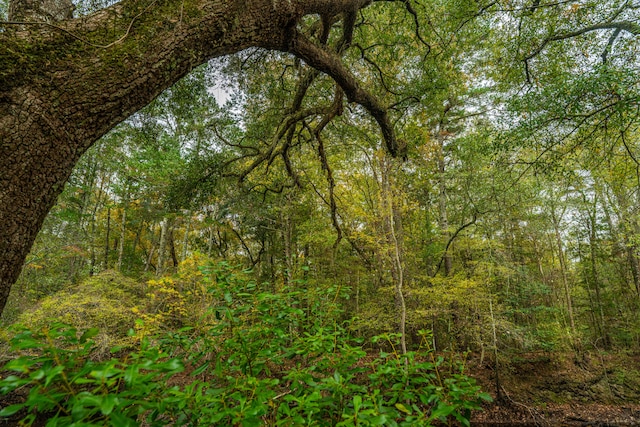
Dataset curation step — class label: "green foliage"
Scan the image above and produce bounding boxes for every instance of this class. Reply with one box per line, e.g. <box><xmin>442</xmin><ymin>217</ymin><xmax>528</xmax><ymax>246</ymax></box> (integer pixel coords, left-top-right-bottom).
<box><xmin>0</xmin><ymin>323</ymin><xmax>184</xmax><ymax>426</ymax></box>
<box><xmin>0</xmin><ymin>263</ymin><xmax>490</xmax><ymax>426</ymax></box>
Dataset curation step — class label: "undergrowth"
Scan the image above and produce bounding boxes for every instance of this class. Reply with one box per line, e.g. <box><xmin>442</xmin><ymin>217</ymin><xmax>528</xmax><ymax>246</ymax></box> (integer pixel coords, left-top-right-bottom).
<box><xmin>0</xmin><ymin>262</ymin><xmax>491</xmax><ymax>426</ymax></box>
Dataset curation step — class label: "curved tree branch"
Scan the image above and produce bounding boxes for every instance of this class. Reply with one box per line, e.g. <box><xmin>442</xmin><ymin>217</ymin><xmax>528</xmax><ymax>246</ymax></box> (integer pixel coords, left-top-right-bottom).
<box><xmin>314</xmin><ymin>87</ymin><xmax>344</xmax><ymax>248</ymax></box>
<box><xmin>237</xmin><ymin>106</ymin><xmax>330</xmax><ymax>182</ymax></box>
<box><xmin>432</xmin><ymin>213</ymin><xmax>477</xmax><ymax>277</ymax></box>
<box><xmin>288</xmin><ymin>31</ymin><xmax>404</xmax><ymax>157</ymax></box>
<box><xmin>601</xmin><ymin>28</ymin><xmax>622</xmax><ymax>63</ymax></box>
<box><xmin>526</xmin><ymin>21</ymin><xmax>640</xmax><ymax>61</ymax></box>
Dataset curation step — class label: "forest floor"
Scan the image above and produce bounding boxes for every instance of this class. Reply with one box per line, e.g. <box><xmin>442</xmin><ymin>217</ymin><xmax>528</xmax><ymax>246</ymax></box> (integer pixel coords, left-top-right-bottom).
<box><xmin>468</xmin><ymin>351</ymin><xmax>640</xmax><ymax>426</ymax></box>
<box><xmin>2</xmin><ymin>345</ymin><xmax>640</xmax><ymax>426</ymax></box>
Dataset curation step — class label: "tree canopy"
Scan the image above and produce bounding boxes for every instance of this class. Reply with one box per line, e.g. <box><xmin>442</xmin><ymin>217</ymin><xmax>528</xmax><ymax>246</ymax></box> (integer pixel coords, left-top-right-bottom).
<box><xmin>1</xmin><ymin>0</ymin><xmax>639</xmax><ymax>318</ymax></box>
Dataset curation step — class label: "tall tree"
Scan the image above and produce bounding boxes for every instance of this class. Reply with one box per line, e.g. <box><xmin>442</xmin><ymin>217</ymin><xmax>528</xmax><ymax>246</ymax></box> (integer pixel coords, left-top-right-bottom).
<box><xmin>1</xmin><ymin>0</ymin><xmax>638</xmax><ymax>317</ymax></box>
<box><xmin>0</xmin><ymin>0</ymin><xmax>409</xmax><ymax>313</ymax></box>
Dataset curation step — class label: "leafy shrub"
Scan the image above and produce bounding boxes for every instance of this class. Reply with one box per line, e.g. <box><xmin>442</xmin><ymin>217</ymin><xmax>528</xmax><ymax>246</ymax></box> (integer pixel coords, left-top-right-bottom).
<box><xmin>135</xmin><ymin>253</ymin><xmax>218</xmax><ymax>337</ymax></box>
<box><xmin>0</xmin><ymin>262</ymin><xmax>491</xmax><ymax>426</ymax></box>
<box><xmin>12</xmin><ymin>270</ymin><xmax>146</xmax><ymax>355</ymax></box>
<box><xmin>0</xmin><ymin>323</ymin><xmax>184</xmax><ymax>426</ymax></box>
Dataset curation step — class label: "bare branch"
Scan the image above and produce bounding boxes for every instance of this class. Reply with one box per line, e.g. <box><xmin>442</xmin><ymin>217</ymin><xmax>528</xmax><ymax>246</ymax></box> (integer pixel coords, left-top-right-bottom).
<box><xmin>211</xmin><ymin>124</ymin><xmax>260</xmax><ymax>154</ymax></box>
<box><xmin>236</xmin><ymin>106</ymin><xmax>329</xmax><ymax>182</ymax></box>
<box><xmin>432</xmin><ymin>213</ymin><xmax>477</xmax><ymax>277</ymax></box>
<box><xmin>526</xmin><ymin>21</ymin><xmax>640</xmax><ymax>61</ymax></box>
<box><xmin>621</xmin><ymin>130</ymin><xmax>640</xmax><ymax>167</ymax></box>
<box><xmin>402</xmin><ymin>0</ymin><xmax>431</xmax><ymax>53</ymax></box>
<box><xmin>231</xmin><ymin>227</ymin><xmax>256</xmax><ymax>266</ymax></box>
<box><xmin>288</xmin><ymin>31</ymin><xmax>404</xmax><ymax>157</ymax></box>
<box><xmin>280</xmin><ymin>127</ymin><xmax>303</xmax><ymax>189</ymax></box>
<box><xmin>314</xmin><ymin>88</ymin><xmax>344</xmax><ymax>248</ymax></box>
<box><xmin>353</xmin><ymin>43</ymin><xmax>402</xmax><ymax>96</ymax></box>
<box><xmin>601</xmin><ymin>27</ymin><xmax>622</xmax><ymax>63</ymax></box>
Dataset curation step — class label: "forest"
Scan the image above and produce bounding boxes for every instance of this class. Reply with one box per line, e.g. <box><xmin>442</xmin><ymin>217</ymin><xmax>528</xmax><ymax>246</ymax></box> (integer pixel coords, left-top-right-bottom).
<box><xmin>1</xmin><ymin>0</ymin><xmax>640</xmax><ymax>425</ymax></box>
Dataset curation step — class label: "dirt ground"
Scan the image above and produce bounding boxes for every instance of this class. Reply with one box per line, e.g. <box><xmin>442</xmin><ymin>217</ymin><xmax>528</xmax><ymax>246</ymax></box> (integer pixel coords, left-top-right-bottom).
<box><xmin>467</xmin><ymin>351</ymin><xmax>640</xmax><ymax>426</ymax></box>
<box><xmin>473</xmin><ymin>402</ymin><xmax>640</xmax><ymax>426</ymax></box>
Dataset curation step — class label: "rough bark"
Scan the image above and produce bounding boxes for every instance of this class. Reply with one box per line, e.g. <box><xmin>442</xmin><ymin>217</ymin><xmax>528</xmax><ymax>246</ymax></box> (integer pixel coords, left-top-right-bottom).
<box><xmin>0</xmin><ymin>0</ymin><xmax>399</xmax><ymax>314</ymax></box>
<box><xmin>8</xmin><ymin>0</ymin><xmax>74</xmax><ymax>23</ymax></box>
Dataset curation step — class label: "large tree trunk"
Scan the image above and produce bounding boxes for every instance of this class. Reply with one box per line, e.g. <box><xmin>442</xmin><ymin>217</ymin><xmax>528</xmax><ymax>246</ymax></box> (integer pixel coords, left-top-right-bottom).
<box><xmin>0</xmin><ymin>0</ymin><xmax>401</xmax><ymax>314</ymax></box>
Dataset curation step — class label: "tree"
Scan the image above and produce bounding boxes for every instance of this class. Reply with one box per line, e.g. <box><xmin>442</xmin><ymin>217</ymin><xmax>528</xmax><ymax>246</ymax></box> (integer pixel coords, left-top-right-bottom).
<box><xmin>1</xmin><ymin>0</ymin><xmax>639</xmax><ymax>319</ymax></box>
<box><xmin>0</xmin><ymin>0</ymin><xmax>412</xmax><ymax>314</ymax></box>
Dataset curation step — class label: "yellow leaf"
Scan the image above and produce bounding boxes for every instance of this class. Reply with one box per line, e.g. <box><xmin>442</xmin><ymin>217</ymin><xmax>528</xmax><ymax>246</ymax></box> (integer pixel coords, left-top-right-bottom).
<box><xmin>395</xmin><ymin>403</ymin><xmax>411</xmax><ymax>414</ymax></box>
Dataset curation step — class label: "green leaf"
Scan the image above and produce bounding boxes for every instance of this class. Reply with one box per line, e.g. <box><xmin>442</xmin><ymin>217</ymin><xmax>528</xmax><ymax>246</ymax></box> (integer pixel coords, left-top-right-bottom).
<box><xmin>124</xmin><ymin>365</ymin><xmax>138</xmax><ymax>385</ymax></box>
<box><xmin>0</xmin><ymin>375</ymin><xmax>30</xmax><ymax>391</ymax></box>
<box><xmin>241</xmin><ymin>416</ymin><xmax>263</xmax><ymax>427</ymax></box>
<box><xmin>90</xmin><ymin>365</ymin><xmax>120</xmax><ymax>380</ymax></box>
<box><xmin>109</xmin><ymin>411</ymin><xmax>138</xmax><ymax>427</ymax></box>
<box><xmin>430</xmin><ymin>402</ymin><xmax>455</xmax><ymax>420</ymax></box>
<box><xmin>79</xmin><ymin>328</ymin><xmax>100</xmax><ymax>344</ymax></box>
<box><xmin>191</xmin><ymin>361</ymin><xmax>210</xmax><ymax>376</ymax></box>
<box><xmin>100</xmin><ymin>394</ymin><xmax>118</xmax><ymax>415</ymax></box>
<box><xmin>160</xmin><ymin>358</ymin><xmax>184</xmax><ymax>373</ymax></box>
<box><xmin>478</xmin><ymin>392</ymin><xmax>493</xmax><ymax>402</ymax></box>
<box><xmin>367</xmin><ymin>414</ymin><xmax>387</xmax><ymax>425</ymax></box>
<box><xmin>353</xmin><ymin>395</ymin><xmax>362</xmax><ymax>412</ymax></box>
<box><xmin>44</xmin><ymin>365</ymin><xmax>65</xmax><ymax>387</ymax></box>
<box><xmin>0</xmin><ymin>404</ymin><xmax>24</xmax><ymax>417</ymax></box>
<box><xmin>4</xmin><ymin>357</ymin><xmax>35</xmax><ymax>374</ymax></box>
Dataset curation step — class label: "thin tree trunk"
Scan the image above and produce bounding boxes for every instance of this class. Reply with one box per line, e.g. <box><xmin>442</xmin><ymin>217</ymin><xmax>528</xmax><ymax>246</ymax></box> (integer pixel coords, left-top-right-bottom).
<box><xmin>281</xmin><ymin>200</ymin><xmax>294</xmax><ymax>287</ymax></box>
<box><xmin>578</xmin><ymin>242</ymin><xmax>599</xmax><ymax>337</ymax></box>
<box><xmin>628</xmin><ymin>241</ymin><xmax>640</xmax><ymax>299</ymax></box>
<box><xmin>156</xmin><ymin>218</ymin><xmax>168</xmax><ymax>277</ymax></box>
<box><xmin>207</xmin><ymin>226</ymin><xmax>214</xmax><ymax>258</ymax></box>
<box><xmin>550</xmin><ymin>206</ymin><xmax>577</xmax><ymax>338</ymax></box>
<box><xmin>132</xmin><ymin>221</ymin><xmax>145</xmax><ymax>270</ymax></box>
<box><xmin>181</xmin><ymin>212</ymin><xmax>191</xmax><ymax>263</ymax></box>
<box><xmin>144</xmin><ymin>228</ymin><xmax>158</xmax><ymax>274</ymax></box>
<box><xmin>489</xmin><ymin>299</ymin><xmax>502</xmax><ymax>402</ymax></box>
<box><xmin>381</xmin><ymin>155</ymin><xmax>407</xmax><ymax>356</ymax></box>
<box><xmin>169</xmin><ymin>227</ymin><xmax>178</xmax><ymax>268</ymax></box>
<box><xmin>604</xmin><ymin>183</ymin><xmax>640</xmax><ymax>299</ymax></box>
<box><xmin>144</xmin><ymin>246</ymin><xmax>155</xmax><ymax>273</ymax></box>
<box><xmin>587</xmin><ymin>207</ymin><xmax>610</xmax><ymax>348</ymax></box>
<box><xmin>104</xmin><ymin>205</ymin><xmax>111</xmax><ymax>270</ymax></box>
<box><xmin>626</xmin><ymin>218</ymin><xmax>640</xmax><ymax>299</ymax></box>
<box><xmin>88</xmin><ymin>176</ymin><xmax>108</xmax><ymax>276</ymax></box>
<box><xmin>89</xmin><ymin>217</ymin><xmax>97</xmax><ymax>277</ymax></box>
<box><xmin>117</xmin><ymin>206</ymin><xmax>126</xmax><ymax>272</ymax></box>
<box><xmin>437</xmin><ymin>134</ymin><xmax>452</xmax><ymax>276</ymax></box>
